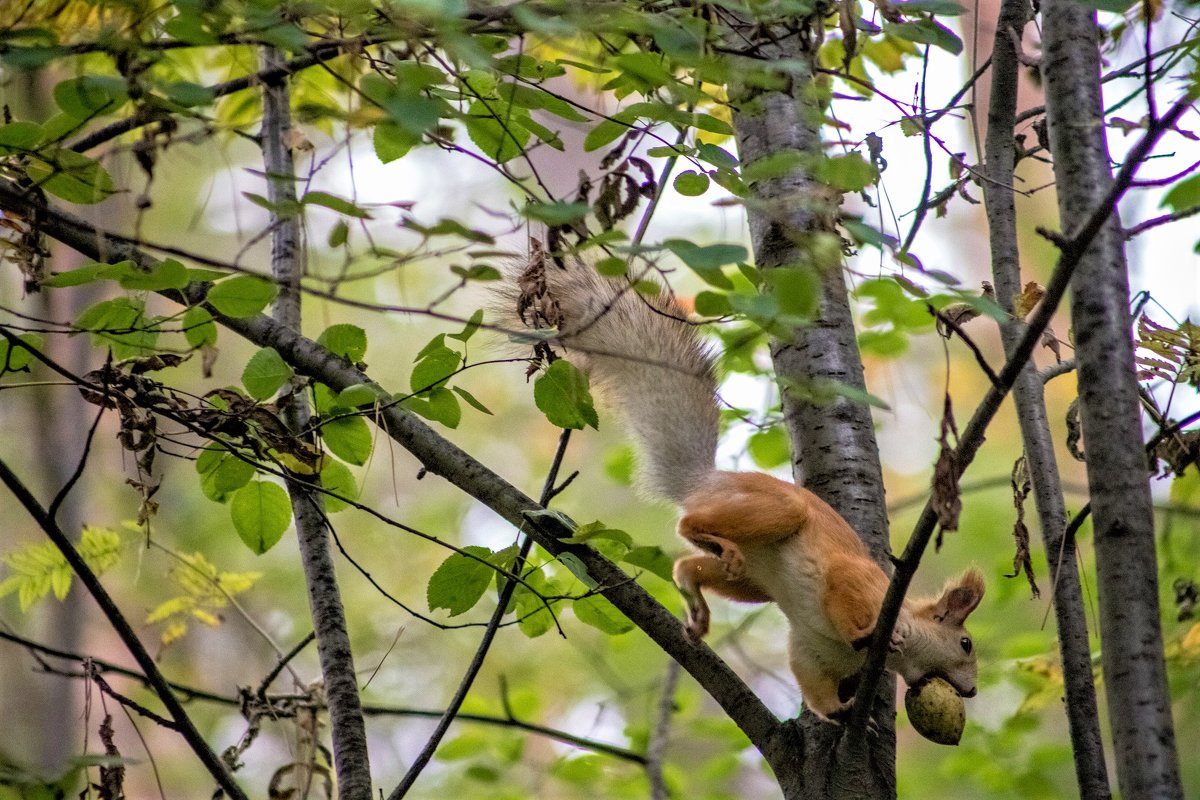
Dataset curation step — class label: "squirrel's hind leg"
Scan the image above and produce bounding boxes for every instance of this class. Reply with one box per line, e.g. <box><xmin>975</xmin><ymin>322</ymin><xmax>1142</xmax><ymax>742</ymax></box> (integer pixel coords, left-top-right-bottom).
<box><xmin>673</xmin><ymin>552</ymin><xmax>772</xmax><ymax>640</ymax></box>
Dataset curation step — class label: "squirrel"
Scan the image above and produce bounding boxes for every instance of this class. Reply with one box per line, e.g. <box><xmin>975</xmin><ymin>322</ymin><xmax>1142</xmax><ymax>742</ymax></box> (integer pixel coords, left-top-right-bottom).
<box><xmin>501</xmin><ymin>255</ymin><xmax>985</xmax><ymax>721</ymax></box>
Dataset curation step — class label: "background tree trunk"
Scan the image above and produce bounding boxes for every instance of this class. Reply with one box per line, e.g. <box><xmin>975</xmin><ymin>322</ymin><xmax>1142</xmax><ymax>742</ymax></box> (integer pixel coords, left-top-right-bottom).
<box><xmin>981</xmin><ymin>0</ymin><xmax>1110</xmax><ymax>795</ymax></box>
<box><xmin>1040</xmin><ymin>2</ymin><xmax>1183</xmax><ymax>796</ymax></box>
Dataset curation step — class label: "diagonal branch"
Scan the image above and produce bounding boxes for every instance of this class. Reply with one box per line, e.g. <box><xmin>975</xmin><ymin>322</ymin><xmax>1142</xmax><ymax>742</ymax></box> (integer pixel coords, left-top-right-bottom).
<box><xmin>848</xmin><ymin>91</ymin><xmax>1197</xmax><ymax>736</ymax></box>
<box><xmin>387</xmin><ymin>429</ymin><xmax>572</xmax><ymax>800</ymax></box>
<box><xmin>0</xmin><ymin>456</ymin><xmax>249</xmax><ymax>800</ymax></box>
<box><xmin>0</xmin><ymin>181</ymin><xmax>786</xmax><ymax>767</ymax></box>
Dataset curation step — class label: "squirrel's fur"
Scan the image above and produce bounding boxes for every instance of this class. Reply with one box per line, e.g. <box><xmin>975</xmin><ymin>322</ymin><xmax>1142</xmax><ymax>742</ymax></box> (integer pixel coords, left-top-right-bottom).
<box><xmin>500</xmin><ymin>257</ymin><xmax>984</xmax><ymax>721</ymax></box>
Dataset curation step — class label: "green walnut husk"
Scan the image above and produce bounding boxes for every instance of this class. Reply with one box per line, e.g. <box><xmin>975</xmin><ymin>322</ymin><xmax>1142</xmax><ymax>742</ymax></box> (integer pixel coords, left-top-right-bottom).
<box><xmin>905</xmin><ymin>676</ymin><xmax>966</xmax><ymax>745</ymax></box>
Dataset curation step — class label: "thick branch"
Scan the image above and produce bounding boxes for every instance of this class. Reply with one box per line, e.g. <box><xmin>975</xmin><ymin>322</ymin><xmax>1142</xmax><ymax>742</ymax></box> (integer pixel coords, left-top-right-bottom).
<box><xmin>259</xmin><ymin>45</ymin><xmax>372</xmax><ymax>800</ymax></box>
<box><xmin>0</xmin><ymin>455</ymin><xmax>248</xmax><ymax>800</ymax></box>
<box><xmin>0</xmin><ymin>181</ymin><xmax>786</xmax><ymax>769</ymax></box>
<box><xmin>981</xmin><ymin>0</ymin><xmax>1110</xmax><ymax>794</ymax></box>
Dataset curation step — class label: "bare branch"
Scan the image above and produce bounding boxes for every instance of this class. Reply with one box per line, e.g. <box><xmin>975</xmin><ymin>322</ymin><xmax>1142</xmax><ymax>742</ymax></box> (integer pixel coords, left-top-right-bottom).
<box><xmin>0</xmin><ymin>452</ymin><xmax>249</xmax><ymax>800</ymax></box>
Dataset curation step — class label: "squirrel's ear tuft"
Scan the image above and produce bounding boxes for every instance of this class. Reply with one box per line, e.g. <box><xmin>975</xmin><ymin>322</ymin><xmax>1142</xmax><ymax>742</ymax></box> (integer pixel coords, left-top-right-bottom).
<box><xmin>933</xmin><ymin>568</ymin><xmax>985</xmax><ymax>625</ymax></box>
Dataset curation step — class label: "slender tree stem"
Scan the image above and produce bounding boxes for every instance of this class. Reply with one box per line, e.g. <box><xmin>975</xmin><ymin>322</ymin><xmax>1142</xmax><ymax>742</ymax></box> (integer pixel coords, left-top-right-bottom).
<box><xmin>980</xmin><ymin>0</ymin><xmax>1110</xmax><ymax>793</ymax></box>
<box><xmin>260</xmin><ymin>44</ymin><xmax>373</xmax><ymax>800</ymax></box>
<box><xmin>387</xmin><ymin>429</ymin><xmax>572</xmax><ymax>799</ymax></box>
<box><xmin>848</xmin><ymin>92</ymin><xmax>1196</xmax><ymax>736</ymax></box>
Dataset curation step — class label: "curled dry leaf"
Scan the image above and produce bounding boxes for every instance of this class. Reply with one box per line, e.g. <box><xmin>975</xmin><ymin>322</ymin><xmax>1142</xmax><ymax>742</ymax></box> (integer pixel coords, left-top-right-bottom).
<box><xmin>932</xmin><ymin>393</ymin><xmax>962</xmax><ymax>547</ymax></box>
<box><xmin>1014</xmin><ymin>281</ymin><xmax>1045</xmax><ymax>320</ymax></box>
<box><xmin>1065</xmin><ymin>397</ymin><xmax>1085</xmax><ymax>462</ymax></box>
<box><xmin>1007</xmin><ymin>456</ymin><xmax>1040</xmax><ymax>598</ymax></box>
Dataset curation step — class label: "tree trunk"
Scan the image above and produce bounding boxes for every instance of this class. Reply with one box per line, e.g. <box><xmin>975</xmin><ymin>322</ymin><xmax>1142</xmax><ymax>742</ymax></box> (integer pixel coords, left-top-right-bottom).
<box><xmin>260</xmin><ymin>46</ymin><xmax>374</xmax><ymax>800</ymax></box>
<box><xmin>1039</xmin><ymin>3</ymin><xmax>1183</xmax><ymax>797</ymax></box>
<box><xmin>981</xmin><ymin>0</ymin><xmax>1110</xmax><ymax>796</ymax></box>
<box><xmin>729</xmin><ymin>15</ymin><xmax>895</xmax><ymax>800</ymax></box>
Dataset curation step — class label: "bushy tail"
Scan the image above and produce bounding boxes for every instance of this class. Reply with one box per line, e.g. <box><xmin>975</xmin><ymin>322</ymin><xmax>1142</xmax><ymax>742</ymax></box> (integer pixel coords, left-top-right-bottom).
<box><xmin>496</xmin><ymin>258</ymin><xmax>719</xmax><ymax>505</ymax></box>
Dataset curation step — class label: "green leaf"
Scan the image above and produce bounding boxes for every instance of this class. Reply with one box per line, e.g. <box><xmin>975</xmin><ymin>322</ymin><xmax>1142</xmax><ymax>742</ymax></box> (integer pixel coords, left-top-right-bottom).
<box><xmin>207</xmin><ymin>275</ymin><xmax>278</xmax><ymax>318</ymax></box>
<box><xmin>464</xmin><ymin>100</ymin><xmax>530</xmax><ymax>163</ymax></box>
<box><xmin>183</xmin><ymin>306</ymin><xmax>217</xmax><ymax>348</ymax></box>
<box><xmin>664</xmin><ymin>240</ymin><xmax>746</xmax><ymax>288</ymax></box>
<box><xmin>373</xmin><ymin>122</ymin><xmax>421</xmax><ymax>164</ymax></box>
<box><xmin>422</xmin><ymin>386</ymin><xmax>463</xmax><ymax>428</ymax></box>
<box><xmin>534</xmin><ymin>360</ymin><xmax>598</xmax><ymax>430</ymax></box>
<box><xmin>335</xmin><ymin>384</ymin><xmax>383</xmax><ymax>408</ymax></box>
<box><xmin>1072</xmin><ymin>0</ymin><xmax>1133</xmax><ymax>10</ymax></box>
<box><xmin>1162</xmin><ymin>174</ymin><xmax>1200</xmax><ymax>213</ymax></box>
<box><xmin>513</xmin><ymin>577</ymin><xmax>556</xmax><ymax>638</ymax></box>
<box><xmin>26</xmin><ymin>149</ymin><xmax>115</xmax><ymax>204</ymax></box>
<box><xmin>115</xmin><ymin>258</ymin><xmax>189</xmax><ymax>291</ymax></box>
<box><xmin>696</xmin><ymin>143</ymin><xmax>739</xmax><ymax>169</ymax></box>
<box><xmin>427</xmin><ymin>546</ymin><xmax>495</xmax><ymax>616</ymax></box>
<box><xmin>886</xmin><ymin>19</ymin><xmax>964</xmax><ymax>55</ymax></box>
<box><xmin>573</xmin><ymin>594</ymin><xmax>633</xmax><ymax>635</ymax></box>
<box><xmin>320</xmin><ymin>460</ymin><xmax>357</xmax><ymax>513</ymax></box>
<box><xmin>302</xmin><ymin>191</ymin><xmax>372</xmax><ymax>219</ymax></box>
<box><xmin>892</xmin><ymin>0</ymin><xmax>967</xmax><ymax>13</ymax></box>
<box><xmin>160</xmin><ymin>80</ymin><xmax>215</xmax><ymax>108</ymax></box>
<box><xmin>321</xmin><ymin>415</ymin><xmax>373</xmax><ymax>465</ymax></box>
<box><xmin>673</xmin><ymin>170</ymin><xmax>711</xmax><ymax>196</ymax></box>
<box><xmin>54</xmin><ymin>75</ymin><xmax>127</xmax><ymax>120</ymax></box>
<box><xmin>317</xmin><ymin>324</ymin><xmax>368</xmax><ymax>361</ymax></box>
<box><xmin>817</xmin><ymin>153</ymin><xmax>877</xmax><ymax>192</ymax></box>
<box><xmin>561</xmin><ymin>521</ymin><xmax>634</xmax><ymax>550</ymax></box>
<box><xmin>747</xmin><ymin>426</ymin><xmax>790</xmax><ymax>469</ymax></box>
<box><xmin>453</xmin><ymin>386</ymin><xmax>493</xmax><ymax>415</ymax></box>
<box><xmin>622</xmin><ymin>546</ymin><xmax>674</xmax><ymax>583</ymax></box>
<box><xmin>242</xmin><ymin>347</ymin><xmax>293</xmax><ymax>400</ymax></box>
<box><xmin>694</xmin><ymin>290</ymin><xmax>731</xmax><ymax>317</ymax></box>
<box><xmin>38</xmin><ymin>261</ymin><xmax>109</xmax><ymax>288</ymax></box>
<box><xmin>328</xmin><ymin>220</ymin><xmax>349</xmax><ymax>248</ymax></box>
<box><xmin>522</xmin><ymin>201</ymin><xmax>590</xmax><ymax>225</ymax></box>
<box><xmin>0</xmin><ymin>121</ymin><xmax>43</xmax><ymax>152</ymax></box>
<box><xmin>0</xmin><ymin>333</ymin><xmax>43</xmax><ymax>374</ymax></box>
<box><xmin>583</xmin><ymin>118</ymin><xmax>627</xmax><ymax>152</ymax></box>
<box><xmin>196</xmin><ymin>446</ymin><xmax>256</xmax><ymax>502</ymax></box>
<box><xmin>411</xmin><ymin>346</ymin><xmax>461</xmax><ymax>394</ymax></box>
<box><xmin>447</xmin><ymin>309</ymin><xmax>484</xmax><ymax>343</ymax></box>
<box><xmin>230</xmin><ymin>481</ymin><xmax>291</xmax><ymax>554</ymax></box>
<box><xmin>764</xmin><ymin>267</ymin><xmax>820</xmax><ymax>320</ymax></box>
<box><xmin>557</xmin><ymin>552</ymin><xmax>598</xmax><ymax>589</ymax></box>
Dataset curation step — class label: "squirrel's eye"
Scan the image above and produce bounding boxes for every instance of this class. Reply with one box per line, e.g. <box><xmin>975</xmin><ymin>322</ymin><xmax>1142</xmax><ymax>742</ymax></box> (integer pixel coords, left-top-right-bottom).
<box><xmin>960</xmin><ymin>636</ymin><xmax>973</xmax><ymax>654</ymax></box>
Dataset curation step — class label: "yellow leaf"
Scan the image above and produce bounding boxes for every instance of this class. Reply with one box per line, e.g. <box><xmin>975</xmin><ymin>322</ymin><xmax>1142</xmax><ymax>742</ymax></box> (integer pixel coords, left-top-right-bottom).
<box><xmin>146</xmin><ymin>595</ymin><xmax>194</xmax><ymax>623</ymax></box>
<box><xmin>161</xmin><ymin>620</ymin><xmax>188</xmax><ymax>646</ymax></box>
<box><xmin>191</xmin><ymin>608</ymin><xmax>222</xmax><ymax>627</ymax></box>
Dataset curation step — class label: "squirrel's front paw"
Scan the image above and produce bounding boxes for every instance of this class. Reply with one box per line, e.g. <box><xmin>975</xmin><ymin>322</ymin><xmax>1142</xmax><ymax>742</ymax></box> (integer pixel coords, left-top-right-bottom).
<box><xmin>890</xmin><ymin>612</ymin><xmax>913</xmax><ymax>653</ymax></box>
<box><xmin>684</xmin><ymin>610</ymin><xmax>710</xmax><ymax>642</ymax></box>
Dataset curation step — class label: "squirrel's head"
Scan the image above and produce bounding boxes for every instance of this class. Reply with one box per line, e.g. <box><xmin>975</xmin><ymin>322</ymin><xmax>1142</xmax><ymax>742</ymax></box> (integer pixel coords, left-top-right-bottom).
<box><xmin>900</xmin><ymin>568</ymin><xmax>986</xmax><ymax>698</ymax></box>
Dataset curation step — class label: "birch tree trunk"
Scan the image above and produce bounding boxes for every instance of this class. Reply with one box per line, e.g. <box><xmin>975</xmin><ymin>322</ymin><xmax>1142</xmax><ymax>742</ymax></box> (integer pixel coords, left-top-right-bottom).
<box><xmin>1040</xmin><ymin>3</ymin><xmax>1183</xmax><ymax>796</ymax></box>
<box><xmin>729</xmin><ymin>15</ymin><xmax>895</xmax><ymax>800</ymax></box>
<box><xmin>981</xmin><ymin>0</ymin><xmax>1110</xmax><ymax>795</ymax></box>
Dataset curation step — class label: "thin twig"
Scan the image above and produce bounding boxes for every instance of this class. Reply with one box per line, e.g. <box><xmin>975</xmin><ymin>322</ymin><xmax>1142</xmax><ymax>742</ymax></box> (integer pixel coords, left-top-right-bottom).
<box><xmin>930</xmin><ymin>305</ymin><xmax>1000</xmax><ymax>386</ymax></box>
<box><xmin>387</xmin><ymin>428</ymin><xmax>573</xmax><ymax>800</ymax></box>
<box><xmin>47</xmin><ymin>404</ymin><xmax>104</xmax><ymax>521</ymax></box>
<box><xmin>647</xmin><ymin>661</ymin><xmax>682</xmax><ymax>800</ymax></box>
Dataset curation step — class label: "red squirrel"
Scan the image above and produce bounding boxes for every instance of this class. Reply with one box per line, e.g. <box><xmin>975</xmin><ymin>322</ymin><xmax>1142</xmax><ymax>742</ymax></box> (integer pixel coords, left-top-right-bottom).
<box><xmin>503</xmin><ymin>257</ymin><xmax>985</xmax><ymax>721</ymax></box>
